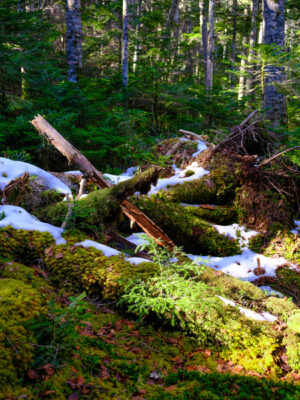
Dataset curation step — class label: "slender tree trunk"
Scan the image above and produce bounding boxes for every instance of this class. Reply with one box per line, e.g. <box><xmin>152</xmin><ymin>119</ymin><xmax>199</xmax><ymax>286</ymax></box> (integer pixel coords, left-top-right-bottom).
<box><xmin>206</xmin><ymin>0</ymin><xmax>215</xmax><ymax>93</ymax></box>
<box><xmin>238</xmin><ymin>34</ymin><xmax>249</xmax><ymax>100</ymax></box>
<box><xmin>165</xmin><ymin>0</ymin><xmax>181</xmax><ymax>30</ymax></box>
<box><xmin>246</xmin><ymin>0</ymin><xmax>259</xmax><ymax>95</ymax></box>
<box><xmin>199</xmin><ymin>0</ymin><xmax>208</xmax><ymax>82</ymax></box>
<box><xmin>263</xmin><ymin>0</ymin><xmax>286</xmax><ymax>125</ymax></box>
<box><xmin>65</xmin><ymin>0</ymin><xmax>82</xmax><ymax>83</ymax></box>
<box><xmin>132</xmin><ymin>0</ymin><xmax>141</xmax><ymax>73</ymax></box>
<box><xmin>122</xmin><ymin>0</ymin><xmax>129</xmax><ymax>87</ymax></box>
<box><xmin>230</xmin><ymin>0</ymin><xmax>237</xmax><ymax>87</ymax></box>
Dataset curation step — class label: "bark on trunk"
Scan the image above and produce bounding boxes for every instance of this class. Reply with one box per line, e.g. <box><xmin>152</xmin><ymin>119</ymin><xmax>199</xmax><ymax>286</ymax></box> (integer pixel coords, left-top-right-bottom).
<box><xmin>246</xmin><ymin>0</ymin><xmax>259</xmax><ymax>95</ymax></box>
<box><xmin>132</xmin><ymin>0</ymin><xmax>142</xmax><ymax>73</ymax></box>
<box><xmin>199</xmin><ymin>0</ymin><xmax>208</xmax><ymax>83</ymax></box>
<box><xmin>165</xmin><ymin>0</ymin><xmax>181</xmax><ymax>30</ymax></box>
<box><xmin>66</xmin><ymin>0</ymin><xmax>82</xmax><ymax>83</ymax></box>
<box><xmin>206</xmin><ymin>0</ymin><xmax>215</xmax><ymax>93</ymax></box>
<box><xmin>263</xmin><ymin>0</ymin><xmax>287</xmax><ymax>125</ymax></box>
<box><xmin>122</xmin><ymin>0</ymin><xmax>129</xmax><ymax>87</ymax></box>
<box><xmin>230</xmin><ymin>0</ymin><xmax>237</xmax><ymax>88</ymax></box>
<box><xmin>30</xmin><ymin>115</ymin><xmax>175</xmax><ymax>250</ymax></box>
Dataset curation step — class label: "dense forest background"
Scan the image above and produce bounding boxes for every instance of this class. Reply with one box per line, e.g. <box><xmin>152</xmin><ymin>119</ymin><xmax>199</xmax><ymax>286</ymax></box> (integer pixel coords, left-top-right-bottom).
<box><xmin>0</xmin><ymin>0</ymin><xmax>299</xmax><ymax>172</ymax></box>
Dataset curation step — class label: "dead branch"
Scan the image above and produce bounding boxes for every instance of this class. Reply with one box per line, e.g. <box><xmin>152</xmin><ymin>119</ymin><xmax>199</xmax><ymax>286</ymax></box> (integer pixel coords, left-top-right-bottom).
<box><xmin>31</xmin><ymin>115</ymin><xmax>175</xmax><ymax>250</ymax></box>
<box><xmin>257</xmin><ymin>146</ymin><xmax>300</xmax><ymax>169</ymax></box>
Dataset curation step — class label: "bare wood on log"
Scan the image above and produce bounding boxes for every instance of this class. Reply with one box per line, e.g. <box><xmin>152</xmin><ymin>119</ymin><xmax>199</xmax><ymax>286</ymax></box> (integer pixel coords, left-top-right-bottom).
<box><xmin>257</xmin><ymin>146</ymin><xmax>300</xmax><ymax>169</ymax></box>
<box><xmin>179</xmin><ymin>129</ymin><xmax>212</xmax><ymax>146</ymax></box>
<box><xmin>30</xmin><ymin>115</ymin><xmax>175</xmax><ymax>250</ymax></box>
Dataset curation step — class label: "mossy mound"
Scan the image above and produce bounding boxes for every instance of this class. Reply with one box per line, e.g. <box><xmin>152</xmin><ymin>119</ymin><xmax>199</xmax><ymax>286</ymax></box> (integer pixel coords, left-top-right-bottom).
<box><xmin>0</xmin><ymin>277</ymin><xmax>44</xmax><ymax>390</ymax></box>
<box><xmin>133</xmin><ymin>196</ymin><xmax>241</xmax><ymax>256</ymax></box>
<box><xmin>0</xmin><ymin>226</ymin><xmax>55</xmax><ymax>264</ymax></box>
<box><xmin>43</xmin><ymin>243</ymin><xmax>158</xmax><ymax>299</ymax></box>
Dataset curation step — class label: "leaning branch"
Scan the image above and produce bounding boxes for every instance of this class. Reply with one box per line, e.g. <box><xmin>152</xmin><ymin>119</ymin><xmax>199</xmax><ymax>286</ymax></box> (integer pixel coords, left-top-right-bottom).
<box><xmin>30</xmin><ymin>115</ymin><xmax>175</xmax><ymax>250</ymax></box>
<box><xmin>257</xmin><ymin>146</ymin><xmax>300</xmax><ymax>169</ymax></box>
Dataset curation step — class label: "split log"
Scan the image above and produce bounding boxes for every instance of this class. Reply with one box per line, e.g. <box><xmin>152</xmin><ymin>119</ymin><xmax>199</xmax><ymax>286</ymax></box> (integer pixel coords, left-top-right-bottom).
<box><xmin>30</xmin><ymin>115</ymin><xmax>175</xmax><ymax>250</ymax></box>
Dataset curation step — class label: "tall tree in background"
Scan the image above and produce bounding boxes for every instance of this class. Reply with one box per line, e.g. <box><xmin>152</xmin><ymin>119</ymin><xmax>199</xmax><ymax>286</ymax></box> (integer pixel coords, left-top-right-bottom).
<box><xmin>263</xmin><ymin>0</ymin><xmax>286</xmax><ymax>125</ymax></box>
<box><xmin>246</xmin><ymin>0</ymin><xmax>259</xmax><ymax>95</ymax></box>
<box><xmin>133</xmin><ymin>0</ymin><xmax>142</xmax><ymax>73</ymax></box>
<box><xmin>206</xmin><ymin>0</ymin><xmax>215</xmax><ymax>93</ymax></box>
<box><xmin>199</xmin><ymin>0</ymin><xmax>208</xmax><ymax>82</ymax></box>
<box><xmin>122</xmin><ymin>0</ymin><xmax>129</xmax><ymax>87</ymax></box>
<box><xmin>66</xmin><ymin>0</ymin><xmax>82</xmax><ymax>83</ymax></box>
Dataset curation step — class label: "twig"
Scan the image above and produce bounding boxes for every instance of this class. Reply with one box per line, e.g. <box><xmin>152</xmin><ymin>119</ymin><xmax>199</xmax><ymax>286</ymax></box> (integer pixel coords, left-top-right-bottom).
<box><xmin>61</xmin><ymin>178</ymin><xmax>86</xmax><ymax>229</ymax></box>
<box><xmin>257</xmin><ymin>146</ymin><xmax>300</xmax><ymax>169</ymax></box>
<box><xmin>139</xmin><ymin>340</ymin><xmax>160</xmax><ymax>353</ymax></box>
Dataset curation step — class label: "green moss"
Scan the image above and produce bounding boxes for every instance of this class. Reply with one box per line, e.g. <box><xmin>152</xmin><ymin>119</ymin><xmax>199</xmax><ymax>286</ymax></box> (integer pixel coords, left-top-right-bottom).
<box><xmin>0</xmin><ymin>226</ymin><xmax>55</xmax><ymax>264</ymax></box>
<box><xmin>265</xmin><ymin>297</ymin><xmax>298</xmax><ymax>322</ymax></box>
<box><xmin>201</xmin><ymin>267</ymin><xmax>265</xmax><ymax>305</ymax></box>
<box><xmin>184</xmin><ymin>205</ymin><xmax>237</xmax><ymax>225</ymax></box>
<box><xmin>43</xmin><ymin>244</ymin><xmax>158</xmax><ymax>299</ymax></box>
<box><xmin>152</xmin><ymin>370</ymin><xmax>300</xmax><ymax>400</ymax></box>
<box><xmin>0</xmin><ymin>278</ymin><xmax>44</xmax><ymax>390</ymax></box>
<box><xmin>275</xmin><ymin>267</ymin><xmax>300</xmax><ymax>305</ymax></box>
<box><xmin>283</xmin><ymin>329</ymin><xmax>300</xmax><ymax>371</ymax></box>
<box><xmin>133</xmin><ymin>196</ymin><xmax>241</xmax><ymax>256</ymax></box>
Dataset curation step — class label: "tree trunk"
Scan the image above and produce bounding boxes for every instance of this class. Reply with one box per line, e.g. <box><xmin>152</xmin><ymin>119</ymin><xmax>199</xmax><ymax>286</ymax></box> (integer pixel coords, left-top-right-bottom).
<box><xmin>122</xmin><ymin>0</ymin><xmax>129</xmax><ymax>87</ymax></box>
<box><xmin>263</xmin><ymin>0</ymin><xmax>286</xmax><ymax>125</ymax></box>
<box><xmin>165</xmin><ymin>0</ymin><xmax>181</xmax><ymax>30</ymax></box>
<box><xmin>246</xmin><ymin>0</ymin><xmax>259</xmax><ymax>95</ymax></box>
<box><xmin>199</xmin><ymin>0</ymin><xmax>208</xmax><ymax>83</ymax></box>
<box><xmin>230</xmin><ymin>0</ymin><xmax>237</xmax><ymax>88</ymax></box>
<box><xmin>238</xmin><ymin>34</ymin><xmax>248</xmax><ymax>101</ymax></box>
<box><xmin>132</xmin><ymin>0</ymin><xmax>142</xmax><ymax>73</ymax></box>
<box><xmin>65</xmin><ymin>0</ymin><xmax>82</xmax><ymax>83</ymax></box>
<box><xmin>206</xmin><ymin>0</ymin><xmax>215</xmax><ymax>93</ymax></box>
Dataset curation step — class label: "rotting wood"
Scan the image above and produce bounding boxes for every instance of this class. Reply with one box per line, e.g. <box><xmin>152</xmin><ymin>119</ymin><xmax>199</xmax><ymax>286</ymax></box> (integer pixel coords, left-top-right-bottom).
<box><xmin>3</xmin><ymin>172</ymin><xmax>29</xmax><ymax>205</ymax></box>
<box><xmin>30</xmin><ymin>115</ymin><xmax>175</xmax><ymax>250</ymax></box>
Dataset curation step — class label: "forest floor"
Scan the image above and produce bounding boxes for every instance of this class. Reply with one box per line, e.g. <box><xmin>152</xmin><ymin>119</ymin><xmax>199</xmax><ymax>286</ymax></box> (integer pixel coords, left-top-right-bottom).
<box><xmin>0</xmin><ymin>126</ymin><xmax>299</xmax><ymax>399</ymax></box>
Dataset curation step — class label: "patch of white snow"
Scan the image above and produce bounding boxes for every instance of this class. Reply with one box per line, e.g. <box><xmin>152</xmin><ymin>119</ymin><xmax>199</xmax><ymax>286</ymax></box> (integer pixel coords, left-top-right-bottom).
<box><xmin>0</xmin><ymin>205</ymin><xmax>65</xmax><ymax>244</ymax></box>
<box><xmin>0</xmin><ymin>157</ymin><xmax>71</xmax><ymax>194</ymax></box>
<box><xmin>125</xmin><ymin>257</ymin><xmax>151</xmax><ymax>265</ymax></box>
<box><xmin>75</xmin><ymin>240</ymin><xmax>121</xmax><ymax>257</ymax></box>
<box><xmin>217</xmin><ymin>296</ymin><xmax>277</xmax><ymax>322</ymax></box>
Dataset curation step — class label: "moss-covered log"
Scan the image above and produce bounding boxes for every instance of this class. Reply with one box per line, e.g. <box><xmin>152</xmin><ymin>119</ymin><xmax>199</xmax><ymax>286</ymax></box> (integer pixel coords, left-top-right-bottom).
<box><xmin>132</xmin><ymin>196</ymin><xmax>241</xmax><ymax>256</ymax></box>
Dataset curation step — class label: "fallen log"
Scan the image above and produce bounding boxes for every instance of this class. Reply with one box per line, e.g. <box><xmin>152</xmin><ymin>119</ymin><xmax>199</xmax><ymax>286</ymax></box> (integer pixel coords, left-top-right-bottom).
<box><xmin>30</xmin><ymin>115</ymin><xmax>175</xmax><ymax>250</ymax></box>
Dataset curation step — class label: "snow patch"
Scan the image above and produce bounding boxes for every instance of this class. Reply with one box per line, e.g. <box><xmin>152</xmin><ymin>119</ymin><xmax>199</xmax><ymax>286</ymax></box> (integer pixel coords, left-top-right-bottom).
<box><xmin>0</xmin><ymin>157</ymin><xmax>71</xmax><ymax>194</ymax></box>
<box><xmin>291</xmin><ymin>220</ymin><xmax>300</xmax><ymax>235</ymax></box>
<box><xmin>125</xmin><ymin>257</ymin><xmax>151</xmax><ymax>265</ymax></box>
<box><xmin>148</xmin><ymin>162</ymin><xmax>209</xmax><ymax>195</ymax></box>
<box><xmin>188</xmin><ymin>248</ymin><xmax>288</xmax><ymax>282</ymax></box>
<box><xmin>217</xmin><ymin>296</ymin><xmax>277</xmax><ymax>322</ymax></box>
<box><xmin>213</xmin><ymin>223</ymin><xmax>258</xmax><ymax>248</ymax></box>
<box><xmin>259</xmin><ymin>286</ymin><xmax>284</xmax><ymax>297</ymax></box>
<box><xmin>0</xmin><ymin>205</ymin><xmax>66</xmax><ymax>244</ymax></box>
<box><xmin>75</xmin><ymin>240</ymin><xmax>121</xmax><ymax>257</ymax></box>
<box><xmin>64</xmin><ymin>170</ymin><xmax>82</xmax><ymax>176</ymax></box>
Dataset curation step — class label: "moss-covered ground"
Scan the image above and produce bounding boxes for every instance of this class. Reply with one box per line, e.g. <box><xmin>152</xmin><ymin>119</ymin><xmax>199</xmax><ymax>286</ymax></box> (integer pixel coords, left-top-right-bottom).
<box><xmin>1</xmin><ymin>226</ymin><xmax>300</xmax><ymax>399</ymax></box>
